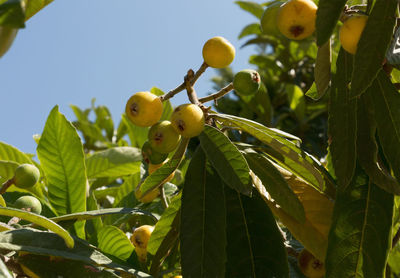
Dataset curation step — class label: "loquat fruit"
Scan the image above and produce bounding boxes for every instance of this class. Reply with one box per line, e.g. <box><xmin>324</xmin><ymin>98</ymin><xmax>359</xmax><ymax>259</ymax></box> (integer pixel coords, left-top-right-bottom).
<box><xmin>171</xmin><ymin>104</ymin><xmax>205</xmax><ymax>138</ymax></box>
<box><xmin>125</xmin><ymin>91</ymin><xmax>163</xmax><ymax>127</ymax></box>
<box><xmin>202</xmin><ymin>36</ymin><xmax>235</xmax><ymax>68</ymax></box>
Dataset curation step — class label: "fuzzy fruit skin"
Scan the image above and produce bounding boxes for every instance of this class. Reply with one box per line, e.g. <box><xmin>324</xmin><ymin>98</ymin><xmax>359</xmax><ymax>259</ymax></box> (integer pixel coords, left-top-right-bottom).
<box><xmin>125</xmin><ymin>91</ymin><xmax>163</xmax><ymax>127</ymax></box>
<box><xmin>261</xmin><ymin>1</ymin><xmax>285</xmax><ymax>36</ymax></box>
<box><xmin>148</xmin><ymin>160</ymin><xmax>175</xmax><ymax>183</ymax></box>
<box><xmin>202</xmin><ymin>36</ymin><xmax>235</xmax><ymax>68</ymax></box>
<box><xmin>14</xmin><ymin>196</ymin><xmax>42</xmax><ymax>214</ymax></box>
<box><xmin>13</xmin><ymin>164</ymin><xmax>40</xmax><ymax>189</ymax></box>
<box><xmin>135</xmin><ymin>186</ymin><xmax>160</xmax><ymax>203</ymax></box>
<box><xmin>298</xmin><ymin>249</ymin><xmax>325</xmax><ymax>278</ymax></box>
<box><xmin>130</xmin><ymin>225</ymin><xmax>154</xmax><ymax>249</ymax></box>
<box><xmin>233</xmin><ymin>69</ymin><xmax>261</xmax><ymax>96</ymax></box>
<box><xmin>277</xmin><ymin>0</ymin><xmax>317</xmax><ymax>40</ymax></box>
<box><xmin>141</xmin><ymin>141</ymin><xmax>168</xmax><ymax>164</ymax></box>
<box><xmin>339</xmin><ymin>15</ymin><xmax>368</xmax><ymax>55</ymax></box>
<box><xmin>148</xmin><ymin>121</ymin><xmax>181</xmax><ymax>154</ymax></box>
<box><xmin>0</xmin><ymin>26</ymin><xmax>18</xmax><ymax>58</ymax></box>
<box><xmin>171</xmin><ymin>104</ymin><xmax>205</xmax><ymax>138</ymax></box>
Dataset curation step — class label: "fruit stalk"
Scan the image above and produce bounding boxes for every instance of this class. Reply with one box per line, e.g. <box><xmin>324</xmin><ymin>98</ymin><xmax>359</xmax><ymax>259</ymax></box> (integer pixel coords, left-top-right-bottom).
<box><xmin>184</xmin><ymin>69</ymin><xmax>201</xmax><ymax>106</ymax></box>
<box><xmin>198</xmin><ymin>82</ymin><xmax>234</xmax><ymax>103</ymax></box>
<box><xmin>160</xmin><ymin>62</ymin><xmax>208</xmax><ymax>102</ymax></box>
<box><xmin>0</xmin><ymin>178</ymin><xmax>14</xmax><ymax>195</ymax></box>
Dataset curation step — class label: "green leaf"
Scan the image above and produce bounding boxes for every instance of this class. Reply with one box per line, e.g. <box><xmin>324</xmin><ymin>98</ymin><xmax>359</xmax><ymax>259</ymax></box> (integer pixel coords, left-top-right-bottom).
<box><xmin>94</xmin><ymin>105</ymin><xmax>114</xmax><ymax>140</ymax></box>
<box><xmin>0</xmin><ymin>0</ymin><xmax>25</xmax><ymax>28</ymax></box>
<box><xmin>238</xmin><ymin>23</ymin><xmax>261</xmax><ymax>39</ymax></box>
<box><xmin>25</xmin><ymin>0</ymin><xmax>53</xmax><ymax>21</ymax></box>
<box><xmin>244</xmin><ymin>151</ymin><xmax>305</xmax><ymax>223</ymax></box>
<box><xmin>386</xmin><ymin>26</ymin><xmax>400</xmax><ymax>66</ymax></box>
<box><xmin>0</xmin><ymin>141</ymin><xmax>32</xmax><ymax>164</ymax></box>
<box><xmin>212</xmin><ymin>114</ymin><xmax>326</xmax><ymax>192</ymax></box>
<box><xmin>86</xmin><ymin>147</ymin><xmax>142</xmax><ymax>179</ymax></box>
<box><xmin>151</xmin><ymin>87</ymin><xmax>173</xmax><ymax>121</ymax></box>
<box><xmin>315</xmin><ymin>0</ymin><xmax>347</xmax><ymax>46</ymax></box>
<box><xmin>314</xmin><ymin>40</ymin><xmax>331</xmax><ymax>97</ymax></box>
<box><xmin>140</xmin><ymin>138</ymin><xmax>188</xmax><ymax>196</ymax></box>
<box><xmin>357</xmin><ymin>93</ymin><xmax>400</xmax><ymax>195</ymax></box>
<box><xmin>328</xmin><ymin>49</ymin><xmax>357</xmax><ymax>189</ymax></box>
<box><xmin>180</xmin><ymin>147</ymin><xmax>226</xmax><ymax>277</ymax></box>
<box><xmin>235</xmin><ymin>1</ymin><xmax>264</xmax><ymax>19</ymax></box>
<box><xmin>0</xmin><ymin>207</ymin><xmax>74</xmax><ymax>248</ymax></box>
<box><xmin>370</xmin><ymin>70</ymin><xmax>400</xmax><ymax>185</ymax></box>
<box><xmin>325</xmin><ymin>168</ymin><xmax>394</xmax><ymax>277</ymax></box>
<box><xmin>114</xmin><ymin>169</ymin><xmax>142</xmax><ymax>208</ymax></box>
<box><xmin>97</xmin><ymin>225</ymin><xmax>134</xmax><ymax>261</ymax></box>
<box><xmin>147</xmin><ymin>193</ymin><xmax>181</xmax><ymax>256</ymax></box>
<box><xmin>37</xmin><ymin>106</ymin><xmax>87</xmax><ymax>237</ymax></box>
<box><xmin>0</xmin><ymin>160</ymin><xmax>18</xmax><ymax>181</ymax></box>
<box><xmin>121</xmin><ymin>114</ymin><xmax>148</xmax><ymax>148</ymax></box>
<box><xmin>286</xmin><ymin>84</ymin><xmax>305</xmax><ymax>120</ymax></box>
<box><xmin>199</xmin><ymin>125</ymin><xmax>252</xmax><ymax>196</ymax></box>
<box><xmin>349</xmin><ymin>0</ymin><xmax>397</xmax><ymax>98</ymax></box>
<box><xmin>50</xmin><ymin>208</ymin><xmax>157</xmax><ymax>224</ymax></box>
<box><xmin>224</xmin><ymin>187</ymin><xmax>289</xmax><ymax>277</ymax></box>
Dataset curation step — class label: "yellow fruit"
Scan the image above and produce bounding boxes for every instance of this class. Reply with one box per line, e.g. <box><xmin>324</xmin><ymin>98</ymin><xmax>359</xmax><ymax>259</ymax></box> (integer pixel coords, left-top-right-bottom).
<box><xmin>173</xmin><ymin>276</ymin><xmax>182</xmax><ymax>278</ymax></box>
<box><xmin>148</xmin><ymin>160</ymin><xmax>175</xmax><ymax>183</ymax></box>
<box><xmin>171</xmin><ymin>104</ymin><xmax>205</xmax><ymax>138</ymax></box>
<box><xmin>298</xmin><ymin>249</ymin><xmax>325</xmax><ymax>278</ymax></box>
<box><xmin>339</xmin><ymin>15</ymin><xmax>368</xmax><ymax>55</ymax></box>
<box><xmin>148</xmin><ymin>121</ymin><xmax>181</xmax><ymax>154</ymax></box>
<box><xmin>125</xmin><ymin>91</ymin><xmax>163</xmax><ymax>127</ymax></box>
<box><xmin>135</xmin><ymin>247</ymin><xmax>147</xmax><ymax>263</ymax></box>
<box><xmin>135</xmin><ymin>186</ymin><xmax>160</xmax><ymax>203</ymax></box>
<box><xmin>130</xmin><ymin>225</ymin><xmax>154</xmax><ymax>249</ymax></box>
<box><xmin>202</xmin><ymin>36</ymin><xmax>235</xmax><ymax>68</ymax></box>
<box><xmin>277</xmin><ymin>0</ymin><xmax>317</xmax><ymax>40</ymax></box>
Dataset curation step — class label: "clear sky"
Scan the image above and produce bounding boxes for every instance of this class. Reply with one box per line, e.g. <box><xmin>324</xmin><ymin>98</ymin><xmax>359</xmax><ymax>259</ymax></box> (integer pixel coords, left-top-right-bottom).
<box><xmin>0</xmin><ymin>0</ymin><xmax>258</xmax><ymax>155</ymax></box>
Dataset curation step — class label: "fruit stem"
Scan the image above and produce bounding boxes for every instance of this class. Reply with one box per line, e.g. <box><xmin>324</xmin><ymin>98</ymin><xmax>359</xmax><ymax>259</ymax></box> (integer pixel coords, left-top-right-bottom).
<box><xmin>184</xmin><ymin>69</ymin><xmax>201</xmax><ymax>106</ymax></box>
<box><xmin>0</xmin><ymin>178</ymin><xmax>14</xmax><ymax>195</ymax></box>
<box><xmin>160</xmin><ymin>62</ymin><xmax>208</xmax><ymax>102</ymax></box>
<box><xmin>198</xmin><ymin>83</ymin><xmax>234</xmax><ymax>104</ymax></box>
<box><xmin>160</xmin><ymin>185</ymin><xmax>169</xmax><ymax>209</ymax></box>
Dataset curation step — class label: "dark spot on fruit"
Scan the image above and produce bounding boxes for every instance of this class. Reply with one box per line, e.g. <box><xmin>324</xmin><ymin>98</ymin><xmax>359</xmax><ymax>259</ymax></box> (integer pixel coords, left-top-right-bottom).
<box><xmin>174</xmin><ymin>107</ymin><xmax>181</xmax><ymax>113</ymax></box>
<box><xmin>312</xmin><ymin>259</ymin><xmax>323</xmax><ymax>270</ymax></box>
<box><xmin>252</xmin><ymin>72</ymin><xmax>260</xmax><ymax>83</ymax></box>
<box><xmin>177</xmin><ymin>120</ymin><xmax>185</xmax><ymax>131</ymax></box>
<box><xmin>130</xmin><ymin>103</ymin><xmax>139</xmax><ymax>116</ymax></box>
<box><xmin>290</xmin><ymin>25</ymin><xmax>304</xmax><ymax>37</ymax></box>
<box><xmin>154</xmin><ymin>132</ymin><xmax>163</xmax><ymax>143</ymax></box>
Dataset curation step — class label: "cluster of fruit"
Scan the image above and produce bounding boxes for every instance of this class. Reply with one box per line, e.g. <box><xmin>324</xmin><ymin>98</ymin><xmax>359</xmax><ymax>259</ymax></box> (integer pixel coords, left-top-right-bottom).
<box><xmin>261</xmin><ymin>0</ymin><xmax>368</xmax><ymax>54</ymax></box>
<box><xmin>125</xmin><ymin>36</ymin><xmax>262</xmax><ymax>203</ymax></box>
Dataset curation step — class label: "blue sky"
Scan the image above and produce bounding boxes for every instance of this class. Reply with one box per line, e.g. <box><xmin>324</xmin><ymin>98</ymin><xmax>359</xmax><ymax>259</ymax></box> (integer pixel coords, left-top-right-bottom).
<box><xmin>0</xmin><ymin>0</ymin><xmax>258</xmax><ymax>155</ymax></box>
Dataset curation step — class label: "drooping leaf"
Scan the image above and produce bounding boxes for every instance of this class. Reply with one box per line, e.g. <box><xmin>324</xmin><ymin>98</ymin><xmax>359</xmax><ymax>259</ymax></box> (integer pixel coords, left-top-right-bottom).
<box><xmin>325</xmin><ymin>168</ymin><xmax>394</xmax><ymax>277</ymax></box>
<box><xmin>314</xmin><ymin>40</ymin><xmax>331</xmax><ymax>97</ymax></box>
<box><xmin>199</xmin><ymin>125</ymin><xmax>252</xmax><ymax>196</ymax></box>
<box><xmin>212</xmin><ymin>114</ymin><xmax>326</xmax><ymax>192</ymax></box>
<box><xmin>0</xmin><ymin>0</ymin><xmax>25</xmax><ymax>28</ymax></box>
<box><xmin>86</xmin><ymin>147</ymin><xmax>142</xmax><ymax>179</ymax></box>
<box><xmin>370</xmin><ymin>70</ymin><xmax>400</xmax><ymax>183</ymax></box>
<box><xmin>97</xmin><ymin>225</ymin><xmax>134</xmax><ymax>261</ymax></box>
<box><xmin>238</xmin><ymin>23</ymin><xmax>261</xmax><ymax>39</ymax></box>
<box><xmin>349</xmin><ymin>0</ymin><xmax>397</xmax><ymax>98</ymax></box>
<box><xmin>357</xmin><ymin>93</ymin><xmax>400</xmax><ymax>195</ymax></box>
<box><xmin>315</xmin><ymin>0</ymin><xmax>347</xmax><ymax>46</ymax></box>
<box><xmin>224</xmin><ymin>186</ymin><xmax>288</xmax><ymax>277</ymax></box>
<box><xmin>140</xmin><ymin>138</ymin><xmax>188</xmax><ymax>196</ymax></box>
<box><xmin>37</xmin><ymin>106</ymin><xmax>87</xmax><ymax>237</ymax></box>
<box><xmin>180</xmin><ymin>147</ymin><xmax>226</xmax><ymax>277</ymax></box>
<box><xmin>0</xmin><ymin>207</ymin><xmax>74</xmax><ymax>248</ymax></box>
<box><xmin>25</xmin><ymin>0</ymin><xmax>54</xmax><ymax>21</ymax></box>
<box><xmin>328</xmin><ymin>49</ymin><xmax>357</xmax><ymax>189</ymax></box>
<box><xmin>235</xmin><ymin>1</ymin><xmax>264</xmax><ymax>19</ymax></box>
<box><xmin>244</xmin><ymin>151</ymin><xmax>305</xmax><ymax>223</ymax></box>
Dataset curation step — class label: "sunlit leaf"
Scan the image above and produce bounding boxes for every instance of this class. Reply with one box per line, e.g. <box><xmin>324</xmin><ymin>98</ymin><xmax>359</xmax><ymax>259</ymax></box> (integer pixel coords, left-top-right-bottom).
<box><xmin>98</xmin><ymin>225</ymin><xmax>134</xmax><ymax>261</ymax></box>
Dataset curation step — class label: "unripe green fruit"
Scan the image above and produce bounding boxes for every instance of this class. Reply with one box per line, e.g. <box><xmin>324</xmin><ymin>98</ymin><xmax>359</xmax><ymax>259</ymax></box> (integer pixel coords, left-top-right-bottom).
<box><xmin>260</xmin><ymin>1</ymin><xmax>284</xmax><ymax>36</ymax></box>
<box><xmin>0</xmin><ymin>26</ymin><xmax>18</xmax><ymax>58</ymax></box>
<box><xmin>141</xmin><ymin>141</ymin><xmax>168</xmax><ymax>164</ymax></box>
<box><xmin>148</xmin><ymin>121</ymin><xmax>181</xmax><ymax>154</ymax></box>
<box><xmin>14</xmin><ymin>196</ymin><xmax>42</xmax><ymax>215</ymax></box>
<box><xmin>13</xmin><ymin>164</ymin><xmax>40</xmax><ymax>189</ymax></box>
<box><xmin>233</xmin><ymin>69</ymin><xmax>261</xmax><ymax>96</ymax></box>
